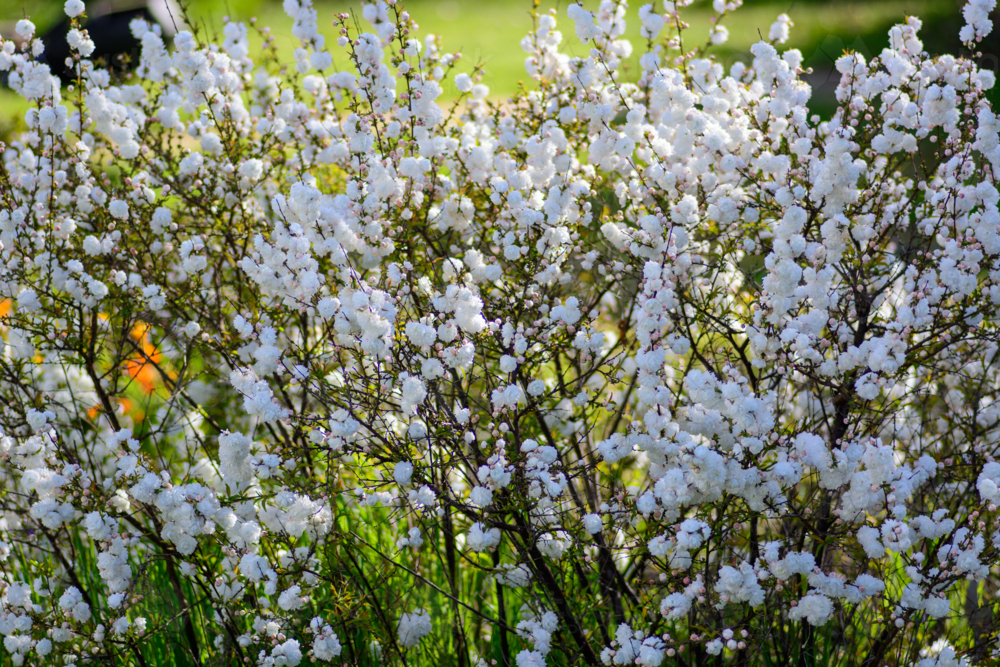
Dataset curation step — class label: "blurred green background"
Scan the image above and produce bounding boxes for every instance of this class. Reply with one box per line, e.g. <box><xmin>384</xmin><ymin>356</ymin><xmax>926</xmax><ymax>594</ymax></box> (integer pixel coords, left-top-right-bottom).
<box><xmin>0</xmin><ymin>0</ymin><xmax>993</xmax><ymax>135</ymax></box>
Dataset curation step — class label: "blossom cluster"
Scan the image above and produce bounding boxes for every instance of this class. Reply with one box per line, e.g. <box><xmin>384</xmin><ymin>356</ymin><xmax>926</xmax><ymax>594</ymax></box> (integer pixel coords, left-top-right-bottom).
<box><xmin>0</xmin><ymin>0</ymin><xmax>998</xmax><ymax>665</ymax></box>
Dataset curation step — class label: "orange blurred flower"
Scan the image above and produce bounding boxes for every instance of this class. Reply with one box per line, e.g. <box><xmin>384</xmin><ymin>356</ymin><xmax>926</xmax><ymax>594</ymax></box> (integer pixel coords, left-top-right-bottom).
<box><xmin>124</xmin><ymin>321</ymin><xmax>163</xmax><ymax>394</ymax></box>
<box><xmin>88</xmin><ymin>397</ymin><xmax>143</xmax><ymax>423</ymax></box>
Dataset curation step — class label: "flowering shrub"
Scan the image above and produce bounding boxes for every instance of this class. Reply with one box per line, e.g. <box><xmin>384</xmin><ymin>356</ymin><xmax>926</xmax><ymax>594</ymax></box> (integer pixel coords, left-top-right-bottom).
<box><xmin>1</xmin><ymin>0</ymin><xmax>1000</xmax><ymax>665</ymax></box>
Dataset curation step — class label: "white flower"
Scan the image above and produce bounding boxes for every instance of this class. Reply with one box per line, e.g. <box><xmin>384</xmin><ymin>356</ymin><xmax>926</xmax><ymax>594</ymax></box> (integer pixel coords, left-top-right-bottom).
<box><xmin>278</xmin><ymin>585</ymin><xmax>305</xmax><ymax>610</ymax></box>
<box><xmin>977</xmin><ymin>462</ymin><xmax>1000</xmax><ymax>502</ymax></box>
<box><xmin>499</xmin><ymin>355</ymin><xmax>517</xmax><ymax>373</ymax></box>
<box><xmin>583</xmin><ymin>513</ymin><xmax>602</xmax><ymax>534</ymax></box>
<box><xmin>788</xmin><ymin>593</ymin><xmax>833</xmax><ymax>626</ymax></box>
<box><xmin>397</xmin><ymin>609</ymin><xmax>432</xmax><ymax>647</ymax></box>
<box><xmin>393</xmin><ymin>461</ymin><xmax>414</xmax><ymax>486</ymax></box>
<box><xmin>312</xmin><ymin>631</ymin><xmax>342</xmax><ymax>660</ymax></box>
<box><xmin>407</xmin><ymin>420</ymin><xmax>428</xmax><ymax>439</ymax></box>
<box><xmin>108</xmin><ymin>200</ymin><xmax>129</xmax><ymax>219</ymax></box>
<box><xmin>15</xmin><ymin>20</ymin><xmax>35</xmax><ymax>39</ymax></box>
<box><xmin>710</xmin><ymin>25</ymin><xmax>729</xmax><ymax>44</ymax></box>
<box><xmin>238</xmin><ymin>158</ymin><xmax>263</xmax><ymax>181</ymax></box>
<box><xmin>112</xmin><ymin>616</ymin><xmax>130</xmax><ymax>635</ymax></box>
<box><xmin>36</xmin><ymin>639</ymin><xmax>53</xmax><ymax>656</ymax></box>
<box><xmin>515</xmin><ymin>650</ymin><xmax>545</xmax><ymax>667</ymax></box>
<box><xmin>400</xmin><ymin>375</ymin><xmax>427</xmax><ymax>414</ymax></box>
<box><xmin>271</xmin><ymin>639</ymin><xmax>302</xmax><ymax>666</ymax></box>
<box><xmin>660</xmin><ymin>592</ymin><xmax>691</xmax><ymax>620</ymax></box>
<box><xmin>218</xmin><ymin>431</ymin><xmax>255</xmax><ymax>489</ymax></box>
<box><xmin>466</xmin><ymin>522</ymin><xmax>501</xmax><ymax>552</ymax></box>
<box><xmin>470</xmin><ymin>486</ymin><xmax>493</xmax><ymax>507</ymax></box>
<box><xmin>64</xmin><ymin>0</ymin><xmax>85</xmax><ymax>17</ymax></box>
<box><xmin>16</xmin><ymin>289</ymin><xmax>41</xmax><ymax>313</ymax></box>
<box><xmin>768</xmin><ymin>13</ymin><xmax>792</xmax><ymax>43</ymax></box>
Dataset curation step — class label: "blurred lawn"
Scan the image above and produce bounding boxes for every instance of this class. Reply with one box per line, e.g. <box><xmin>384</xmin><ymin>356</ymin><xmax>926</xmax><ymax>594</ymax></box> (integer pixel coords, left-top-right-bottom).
<box><xmin>182</xmin><ymin>0</ymin><xmax>961</xmax><ymax>99</ymax></box>
<box><xmin>0</xmin><ymin>0</ymin><xmax>979</xmax><ymax>138</ymax></box>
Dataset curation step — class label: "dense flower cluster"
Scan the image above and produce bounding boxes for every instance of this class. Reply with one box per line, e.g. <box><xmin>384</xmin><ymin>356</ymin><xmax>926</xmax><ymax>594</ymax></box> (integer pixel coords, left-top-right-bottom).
<box><xmin>0</xmin><ymin>0</ymin><xmax>999</xmax><ymax>665</ymax></box>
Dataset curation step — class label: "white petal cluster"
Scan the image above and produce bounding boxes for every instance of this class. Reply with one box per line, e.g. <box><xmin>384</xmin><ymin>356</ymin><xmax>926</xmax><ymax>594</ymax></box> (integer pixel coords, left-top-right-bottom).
<box><xmin>397</xmin><ymin>609</ymin><xmax>432</xmax><ymax>647</ymax></box>
<box><xmin>0</xmin><ymin>0</ymin><xmax>997</xmax><ymax>664</ymax></box>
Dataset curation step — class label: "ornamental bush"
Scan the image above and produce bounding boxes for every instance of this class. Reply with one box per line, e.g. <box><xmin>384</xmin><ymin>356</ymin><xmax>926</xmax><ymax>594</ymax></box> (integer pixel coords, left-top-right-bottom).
<box><xmin>1</xmin><ymin>0</ymin><xmax>1000</xmax><ymax>665</ymax></box>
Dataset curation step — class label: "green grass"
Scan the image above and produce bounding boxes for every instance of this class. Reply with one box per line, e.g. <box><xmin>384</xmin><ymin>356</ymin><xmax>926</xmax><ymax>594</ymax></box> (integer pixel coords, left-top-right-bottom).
<box><xmin>183</xmin><ymin>0</ymin><xmax>953</xmax><ymax>98</ymax></box>
<box><xmin>0</xmin><ymin>0</ymin><xmax>973</xmax><ymax>139</ymax></box>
